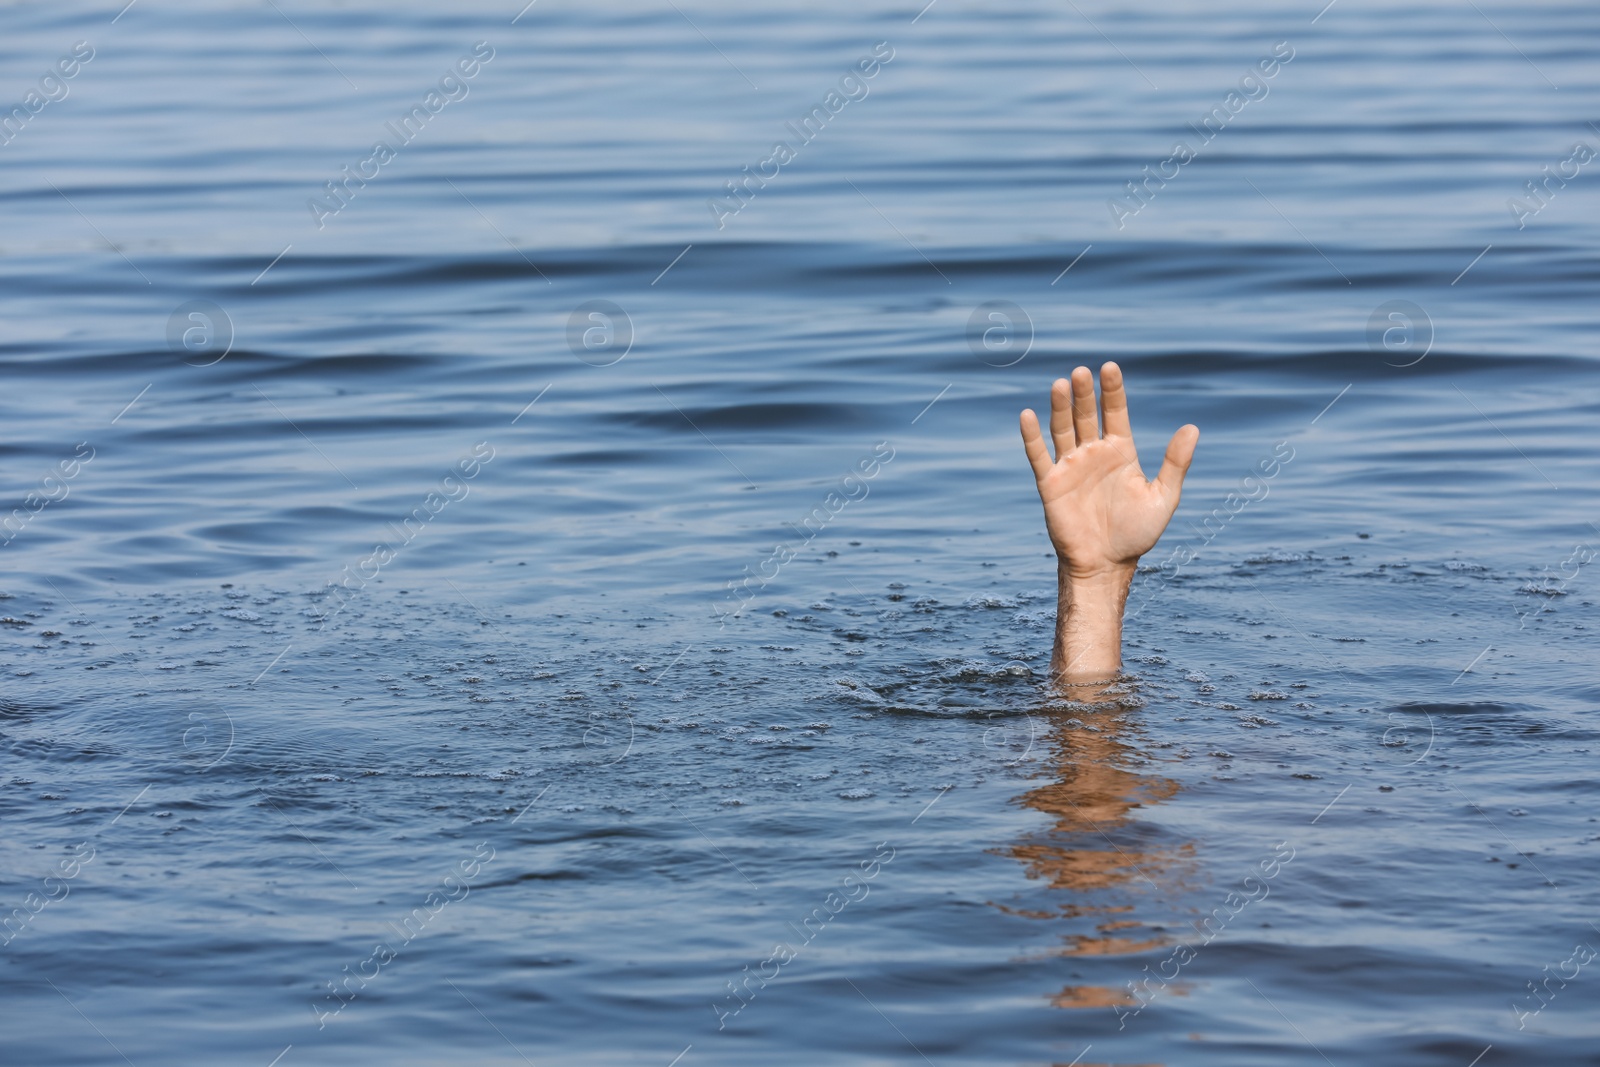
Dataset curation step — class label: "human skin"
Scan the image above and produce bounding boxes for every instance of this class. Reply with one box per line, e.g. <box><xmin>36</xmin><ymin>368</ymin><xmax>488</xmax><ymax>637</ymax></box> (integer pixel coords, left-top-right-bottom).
<box><xmin>1019</xmin><ymin>363</ymin><xmax>1199</xmax><ymax>688</ymax></box>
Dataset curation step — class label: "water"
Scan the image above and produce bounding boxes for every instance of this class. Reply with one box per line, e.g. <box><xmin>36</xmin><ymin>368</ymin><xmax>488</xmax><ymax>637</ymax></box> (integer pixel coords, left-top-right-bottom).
<box><xmin>2</xmin><ymin>1</ymin><xmax>1599</xmax><ymax>1064</ymax></box>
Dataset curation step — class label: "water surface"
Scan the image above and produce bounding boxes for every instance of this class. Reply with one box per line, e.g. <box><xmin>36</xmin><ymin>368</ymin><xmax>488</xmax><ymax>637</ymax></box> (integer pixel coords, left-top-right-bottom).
<box><xmin>2</xmin><ymin>1</ymin><xmax>1599</xmax><ymax>1064</ymax></box>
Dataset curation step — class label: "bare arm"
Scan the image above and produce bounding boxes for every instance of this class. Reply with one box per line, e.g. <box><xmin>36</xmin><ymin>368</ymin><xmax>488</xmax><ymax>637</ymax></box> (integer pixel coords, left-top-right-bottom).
<box><xmin>1019</xmin><ymin>363</ymin><xmax>1198</xmax><ymax>687</ymax></box>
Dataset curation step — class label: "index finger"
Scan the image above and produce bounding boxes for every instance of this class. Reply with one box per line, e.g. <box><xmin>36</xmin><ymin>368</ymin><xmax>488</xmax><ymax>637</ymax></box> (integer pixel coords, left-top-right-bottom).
<box><xmin>1100</xmin><ymin>362</ymin><xmax>1133</xmax><ymax>439</ymax></box>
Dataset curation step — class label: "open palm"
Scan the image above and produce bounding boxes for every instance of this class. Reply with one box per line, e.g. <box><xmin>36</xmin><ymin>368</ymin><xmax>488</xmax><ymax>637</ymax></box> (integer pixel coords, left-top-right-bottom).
<box><xmin>1020</xmin><ymin>363</ymin><xmax>1198</xmax><ymax>578</ymax></box>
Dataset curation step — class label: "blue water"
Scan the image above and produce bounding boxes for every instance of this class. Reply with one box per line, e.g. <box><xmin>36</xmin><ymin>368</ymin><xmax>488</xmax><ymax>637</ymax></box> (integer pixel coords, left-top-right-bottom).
<box><xmin>3</xmin><ymin>1</ymin><xmax>1599</xmax><ymax>1064</ymax></box>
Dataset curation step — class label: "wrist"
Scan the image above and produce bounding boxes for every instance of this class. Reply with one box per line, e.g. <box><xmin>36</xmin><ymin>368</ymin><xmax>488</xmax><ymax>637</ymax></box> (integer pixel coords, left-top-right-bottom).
<box><xmin>1057</xmin><ymin>558</ymin><xmax>1137</xmax><ymax>588</ymax></box>
<box><xmin>1057</xmin><ymin>560</ymin><xmax>1133</xmax><ymax>620</ymax></box>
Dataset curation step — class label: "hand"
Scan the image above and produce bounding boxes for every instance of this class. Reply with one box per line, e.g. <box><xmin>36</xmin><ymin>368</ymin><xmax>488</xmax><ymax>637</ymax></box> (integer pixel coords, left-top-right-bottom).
<box><xmin>1020</xmin><ymin>363</ymin><xmax>1198</xmax><ymax>685</ymax></box>
<box><xmin>1020</xmin><ymin>363</ymin><xmax>1198</xmax><ymax>578</ymax></box>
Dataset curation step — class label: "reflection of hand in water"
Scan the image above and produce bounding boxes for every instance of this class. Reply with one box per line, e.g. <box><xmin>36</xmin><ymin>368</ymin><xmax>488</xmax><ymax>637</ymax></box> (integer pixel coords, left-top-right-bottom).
<box><xmin>1003</xmin><ymin>698</ymin><xmax>1193</xmax><ymax>1014</ymax></box>
<box><xmin>1011</xmin><ymin>701</ymin><xmax>1183</xmax><ymax>894</ymax></box>
<box><xmin>1019</xmin><ymin>363</ymin><xmax>1198</xmax><ymax>686</ymax></box>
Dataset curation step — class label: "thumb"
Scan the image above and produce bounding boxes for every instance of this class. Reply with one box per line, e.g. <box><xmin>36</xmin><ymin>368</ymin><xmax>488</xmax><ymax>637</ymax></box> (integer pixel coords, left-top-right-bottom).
<box><xmin>1154</xmin><ymin>424</ymin><xmax>1199</xmax><ymax>504</ymax></box>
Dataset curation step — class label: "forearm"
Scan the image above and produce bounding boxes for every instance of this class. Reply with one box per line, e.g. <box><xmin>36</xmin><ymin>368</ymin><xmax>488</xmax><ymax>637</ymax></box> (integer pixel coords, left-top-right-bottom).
<box><xmin>1050</xmin><ymin>560</ymin><xmax>1135</xmax><ymax>686</ymax></box>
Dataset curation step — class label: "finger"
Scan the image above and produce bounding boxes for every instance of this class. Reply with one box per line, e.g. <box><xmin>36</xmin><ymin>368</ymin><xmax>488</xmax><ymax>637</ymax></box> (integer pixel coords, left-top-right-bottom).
<box><xmin>1020</xmin><ymin>409</ymin><xmax>1053</xmax><ymax>480</ymax></box>
<box><xmin>1100</xmin><ymin>362</ymin><xmax>1133</xmax><ymax>438</ymax></box>
<box><xmin>1071</xmin><ymin>366</ymin><xmax>1099</xmax><ymax>445</ymax></box>
<box><xmin>1155</xmin><ymin>424</ymin><xmax>1200</xmax><ymax>502</ymax></box>
<box><xmin>1048</xmin><ymin>378</ymin><xmax>1075</xmax><ymax>456</ymax></box>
